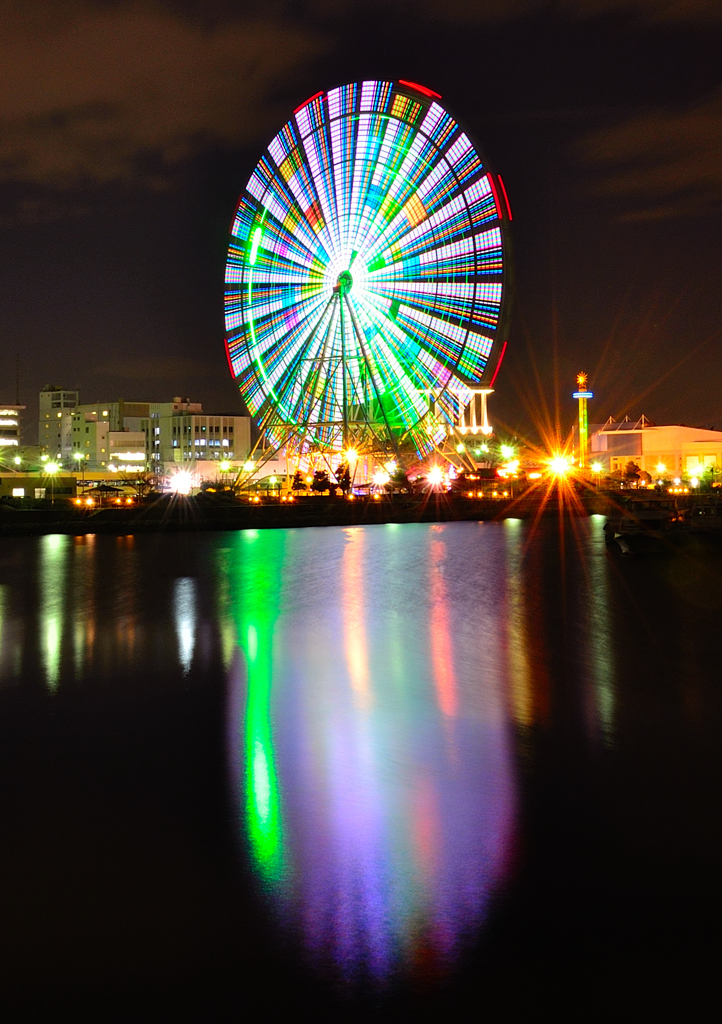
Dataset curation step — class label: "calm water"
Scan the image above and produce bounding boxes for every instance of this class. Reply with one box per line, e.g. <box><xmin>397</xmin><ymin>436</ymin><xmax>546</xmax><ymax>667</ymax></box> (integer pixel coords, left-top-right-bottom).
<box><xmin>0</xmin><ymin>518</ymin><xmax>721</xmax><ymax>1016</ymax></box>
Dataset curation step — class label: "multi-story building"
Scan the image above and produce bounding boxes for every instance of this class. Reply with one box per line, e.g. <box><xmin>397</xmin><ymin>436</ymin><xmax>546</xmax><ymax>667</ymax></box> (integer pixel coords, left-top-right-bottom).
<box><xmin>39</xmin><ymin>387</ymin><xmax>78</xmax><ymax>458</ymax></box>
<box><xmin>0</xmin><ymin>404</ymin><xmax>24</xmax><ymax>450</ymax></box>
<box><xmin>71</xmin><ymin>405</ymin><xmax>146</xmax><ymax>470</ymax></box>
<box><xmin>147</xmin><ymin>397</ymin><xmax>251</xmax><ymax>469</ymax></box>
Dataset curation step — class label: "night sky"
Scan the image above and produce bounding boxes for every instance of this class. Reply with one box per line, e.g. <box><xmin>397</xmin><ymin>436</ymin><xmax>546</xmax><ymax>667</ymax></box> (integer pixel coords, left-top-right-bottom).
<box><xmin>1</xmin><ymin>0</ymin><xmax>720</xmax><ymax>445</ymax></box>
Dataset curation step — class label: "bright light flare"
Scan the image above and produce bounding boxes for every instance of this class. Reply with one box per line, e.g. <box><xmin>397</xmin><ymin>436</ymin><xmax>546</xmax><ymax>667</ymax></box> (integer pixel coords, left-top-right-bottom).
<box><xmin>591</xmin><ymin>461</ymin><xmax>602</xmax><ymax>475</ymax></box>
<box><xmin>427</xmin><ymin>465</ymin><xmax>445</xmax><ymax>487</ymax></box>
<box><xmin>372</xmin><ymin>470</ymin><xmax>390</xmax><ymax>486</ymax></box>
<box><xmin>171</xmin><ymin>471</ymin><xmax>193</xmax><ymax>496</ymax></box>
<box><xmin>548</xmin><ymin>454</ymin><xmax>572</xmax><ymax>477</ymax></box>
<box><xmin>345</xmin><ymin>448</ymin><xmax>358</xmax><ymax>464</ymax></box>
<box><xmin>45</xmin><ymin>462</ymin><xmax>59</xmax><ymax>474</ymax></box>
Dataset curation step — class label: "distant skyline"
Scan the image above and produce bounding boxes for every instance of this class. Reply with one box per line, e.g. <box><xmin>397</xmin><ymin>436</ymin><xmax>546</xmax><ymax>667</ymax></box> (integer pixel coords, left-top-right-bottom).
<box><xmin>1</xmin><ymin>1</ymin><xmax>721</xmax><ymax>445</ymax></box>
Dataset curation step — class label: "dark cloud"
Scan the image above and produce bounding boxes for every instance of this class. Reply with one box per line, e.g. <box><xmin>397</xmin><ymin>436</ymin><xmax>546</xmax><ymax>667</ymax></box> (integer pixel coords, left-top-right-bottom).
<box><xmin>95</xmin><ymin>355</ymin><xmax>215</xmax><ymax>382</ymax></box>
<box><xmin>580</xmin><ymin>88</ymin><xmax>722</xmax><ymax>220</ymax></box>
<box><xmin>0</xmin><ymin>1</ymin><xmax>327</xmax><ymax>186</ymax></box>
<box><xmin>310</xmin><ymin>0</ymin><xmax>722</xmax><ymax>23</ymax></box>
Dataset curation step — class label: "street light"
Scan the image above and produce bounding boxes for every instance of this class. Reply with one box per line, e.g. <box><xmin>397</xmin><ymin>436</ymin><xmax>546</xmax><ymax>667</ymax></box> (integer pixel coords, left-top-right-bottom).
<box><xmin>74</xmin><ymin>451</ymin><xmax>85</xmax><ymax>489</ymax></box>
<box><xmin>46</xmin><ymin>461</ymin><xmax>59</xmax><ymax>506</ymax></box>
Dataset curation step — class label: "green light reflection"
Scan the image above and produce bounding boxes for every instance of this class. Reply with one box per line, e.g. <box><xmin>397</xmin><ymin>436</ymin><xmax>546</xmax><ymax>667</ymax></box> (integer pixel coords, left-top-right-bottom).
<box><xmin>40</xmin><ymin>534</ymin><xmax>69</xmax><ymax>691</ymax></box>
<box><xmin>587</xmin><ymin>516</ymin><xmax>616</xmax><ymax>743</ymax></box>
<box><xmin>229</xmin><ymin>531</ymin><xmax>288</xmax><ymax>884</ymax></box>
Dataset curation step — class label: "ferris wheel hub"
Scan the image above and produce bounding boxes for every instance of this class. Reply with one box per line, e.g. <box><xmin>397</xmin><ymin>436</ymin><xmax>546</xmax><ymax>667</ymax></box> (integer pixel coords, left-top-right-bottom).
<box><xmin>335</xmin><ymin>269</ymin><xmax>353</xmax><ymax>295</ymax></box>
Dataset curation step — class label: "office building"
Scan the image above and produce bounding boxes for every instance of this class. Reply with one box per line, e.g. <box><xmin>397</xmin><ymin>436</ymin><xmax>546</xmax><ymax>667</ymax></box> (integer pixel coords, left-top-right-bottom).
<box><xmin>148</xmin><ymin>397</ymin><xmax>251</xmax><ymax>468</ymax></box>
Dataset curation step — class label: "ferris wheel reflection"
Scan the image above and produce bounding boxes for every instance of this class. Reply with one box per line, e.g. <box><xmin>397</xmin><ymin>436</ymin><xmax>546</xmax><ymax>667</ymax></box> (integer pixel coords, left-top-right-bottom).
<box><xmin>224</xmin><ymin>523</ymin><xmax>518</xmax><ymax>983</ymax></box>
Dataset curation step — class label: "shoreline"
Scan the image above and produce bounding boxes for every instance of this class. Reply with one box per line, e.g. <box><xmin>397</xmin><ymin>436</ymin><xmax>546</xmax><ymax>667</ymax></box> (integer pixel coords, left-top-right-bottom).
<box><xmin>0</xmin><ymin>492</ymin><xmax>618</xmax><ymax>537</ymax></box>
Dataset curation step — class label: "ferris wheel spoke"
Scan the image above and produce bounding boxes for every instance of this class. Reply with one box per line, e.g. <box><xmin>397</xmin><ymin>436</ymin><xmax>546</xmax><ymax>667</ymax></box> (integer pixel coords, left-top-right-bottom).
<box><xmin>343</xmin><ymin>295</ymin><xmax>401</xmax><ymax>449</ymax></box>
<box><xmin>274</xmin><ymin>295</ymin><xmax>338</xmax><ymax>423</ymax></box>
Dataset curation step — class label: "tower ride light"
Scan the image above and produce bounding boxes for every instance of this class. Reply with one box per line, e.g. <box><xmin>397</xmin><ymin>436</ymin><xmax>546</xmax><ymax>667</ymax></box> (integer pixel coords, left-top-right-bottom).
<box><xmin>572</xmin><ymin>372</ymin><xmax>593</xmax><ymax>470</ymax></box>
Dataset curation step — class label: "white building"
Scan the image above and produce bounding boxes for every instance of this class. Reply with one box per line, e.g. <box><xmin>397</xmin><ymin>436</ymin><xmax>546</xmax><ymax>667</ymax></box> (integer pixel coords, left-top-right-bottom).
<box><xmin>0</xmin><ymin>404</ymin><xmax>24</xmax><ymax>450</ymax></box>
<box><xmin>39</xmin><ymin>387</ymin><xmax>78</xmax><ymax>458</ymax></box>
<box><xmin>591</xmin><ymin>417</ymin><xmax>722</xmax><ymax>477</ymax></box>
<box><xmin>71</xmin><ymin>401</ymin><xmax>150</xmax><ymax>469</ymax></box>
<box><xmin>148</xmin><ymin>397</ymin><xmax>251</xmax><ymax>470</ymax></box>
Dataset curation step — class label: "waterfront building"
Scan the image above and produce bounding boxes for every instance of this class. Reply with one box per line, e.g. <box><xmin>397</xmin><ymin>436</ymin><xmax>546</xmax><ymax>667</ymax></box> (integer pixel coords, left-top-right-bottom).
<box><xmin>148</xmin><ymin>397</ymin><xmax>251</xmax><ymax>469</ymax></box>
<box><xmin>0</xmin><ymin>404</ymin><xmax>25</xmax><ymax>450</ymax></box>
<box><xmin>39</xmin><ymin>386</ymin><xmax>78</xmax><ymax>458</ymax></box>
<box><xmin>590</xmin><ymin>417</ymin><xmax>722</xmax><ymax>477</ymax></box>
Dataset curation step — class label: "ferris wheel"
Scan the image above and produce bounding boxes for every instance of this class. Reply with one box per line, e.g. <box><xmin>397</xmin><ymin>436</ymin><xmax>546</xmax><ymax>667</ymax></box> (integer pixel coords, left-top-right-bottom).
<box><xmin>224</xmin><ymin>80</ymin><xmax>512</xmax><ymax>462</ymax></box>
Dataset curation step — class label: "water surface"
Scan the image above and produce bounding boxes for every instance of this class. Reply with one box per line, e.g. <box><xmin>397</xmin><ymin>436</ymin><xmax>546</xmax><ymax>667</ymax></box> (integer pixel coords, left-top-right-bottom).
<box><xmin>0</xmin><ymin>518</ymin><xmax>720</xmax><ymax>1015</ymax></box>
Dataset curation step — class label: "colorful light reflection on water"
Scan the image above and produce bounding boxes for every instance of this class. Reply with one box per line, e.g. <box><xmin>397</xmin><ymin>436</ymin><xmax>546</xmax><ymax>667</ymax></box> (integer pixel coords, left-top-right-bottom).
<box><xmin>223</xmin><ymin>523</ymin><xmax>520</xmax><ymax>981</ymax></box>
<box><xmin>0</xmin><ymin>519</ymin><xmax>623</xmax><ymax>988</ymax></box>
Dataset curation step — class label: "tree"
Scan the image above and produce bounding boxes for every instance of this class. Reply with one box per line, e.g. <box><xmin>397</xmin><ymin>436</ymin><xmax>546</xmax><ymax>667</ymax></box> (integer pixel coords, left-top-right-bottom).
<box><xmin>291</xmin><ymin>471</ymin><xmax>307</xmax><ymax>493</ymax></box>
<box><xmin>335</xmin><ymin>462</ymin><xmax>351</xmax><ymax>494</ymax></box>
<box><xmin>310</xmin><ymin>469</ymin><xmax>334</xmax><ymax>494</ymax></box>
<box><xmin>125</xmin><ymin>471</ymin><xmax>160</xmax><ymax>500</ymax></box>
<box><xmin>623</xmin><ymin>461</ymin><xmax>641</xmax><ymax>486</ymax></box>
<box><xmin>389</xmin><ymin>467</ymin><xmax>413</xmax><ymax>493</ymax></box>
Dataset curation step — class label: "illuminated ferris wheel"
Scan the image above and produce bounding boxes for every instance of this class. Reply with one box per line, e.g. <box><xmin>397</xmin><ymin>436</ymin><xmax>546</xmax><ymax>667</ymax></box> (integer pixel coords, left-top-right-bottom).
<box><xmin>224</xmin><ymin>80</ymin><xmax>512</xmax><ymax>462</ymax></box>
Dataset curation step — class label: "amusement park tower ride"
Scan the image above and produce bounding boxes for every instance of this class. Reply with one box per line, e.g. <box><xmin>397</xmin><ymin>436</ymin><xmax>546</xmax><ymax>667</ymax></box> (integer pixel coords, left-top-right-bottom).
<box><xmin>573</xmin><ymin>372</ymin><xmax>593</xmax><ymax>469</ymax></box>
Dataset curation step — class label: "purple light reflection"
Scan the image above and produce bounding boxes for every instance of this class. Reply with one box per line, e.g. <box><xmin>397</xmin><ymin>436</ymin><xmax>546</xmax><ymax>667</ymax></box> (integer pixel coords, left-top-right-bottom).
<box><xmin>225</xmin><ymin>524</ymin><xmax>518</xmax><ymax>983</ymax></box>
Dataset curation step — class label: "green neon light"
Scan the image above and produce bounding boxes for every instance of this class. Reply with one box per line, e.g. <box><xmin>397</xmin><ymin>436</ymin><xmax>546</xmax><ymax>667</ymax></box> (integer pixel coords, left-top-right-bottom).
<box><xmin>249</xmin><ymin>226</ymin><xmax>263</xmax><ymax>266</ymax></box>
<box><xmin>245</xmin><ymin>209</ymin><xmax>301</xmax><ymax>426</ymax></box>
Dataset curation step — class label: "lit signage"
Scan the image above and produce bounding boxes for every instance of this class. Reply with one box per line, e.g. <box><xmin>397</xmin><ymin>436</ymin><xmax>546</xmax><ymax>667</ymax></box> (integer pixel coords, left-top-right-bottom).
<box><xmin>116</xmin><ymin>452</ymin><xmax>145</xmax><ymax>462</ymax></box>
